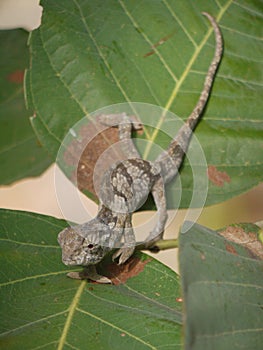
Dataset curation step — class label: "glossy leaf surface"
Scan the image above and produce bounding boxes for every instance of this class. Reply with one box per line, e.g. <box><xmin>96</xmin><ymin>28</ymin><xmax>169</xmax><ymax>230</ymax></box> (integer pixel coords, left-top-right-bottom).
<box><xmin>179</xmin><ymin>222</ymin><xmax>263</xmax><ymax>350</ymax></box>
<box><xmin>26</xmin><ymin>0</ymin><xmax>263</xmax><ymax>207</ymax></box>
<box><xmin>0</xmin><ymin>209</ymin><xmax>182</xmax><ymax>349</ymax></box>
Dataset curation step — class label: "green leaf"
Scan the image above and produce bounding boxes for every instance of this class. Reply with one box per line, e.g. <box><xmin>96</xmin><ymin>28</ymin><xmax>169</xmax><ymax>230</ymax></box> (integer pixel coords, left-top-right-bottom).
<box><xmin>0</xmin><ymin>29</ymin><xmax>52</xmax><ymax>185</ymax></box>
<box><xmin>179</xmin><ymin>222</ymin><xmax>263</xmax><ymax>350</ymax></box>
<box><xmin>25</xmin><ymin>0</ymin><xmax>263</xmax><ymax>207</ymax></box>
<box><xmin>0</xmin><ymin>209</ymin><xmax>182</xmax><ymax>349</ymax></box>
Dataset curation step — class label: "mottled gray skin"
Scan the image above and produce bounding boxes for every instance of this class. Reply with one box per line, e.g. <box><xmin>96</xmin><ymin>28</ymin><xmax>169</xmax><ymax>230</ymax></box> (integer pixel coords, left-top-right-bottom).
<box><xmin>58</xmin><ymin>13</ymin><xmax>223</xmax><ymax>277</ymax></box>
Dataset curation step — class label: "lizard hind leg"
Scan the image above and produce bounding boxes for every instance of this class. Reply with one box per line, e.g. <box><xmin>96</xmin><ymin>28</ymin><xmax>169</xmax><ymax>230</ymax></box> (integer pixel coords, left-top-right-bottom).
<box><xmin>144</xmin><ymin>176</ymin><xmax>168</xmax><ymax>246</ymax></box>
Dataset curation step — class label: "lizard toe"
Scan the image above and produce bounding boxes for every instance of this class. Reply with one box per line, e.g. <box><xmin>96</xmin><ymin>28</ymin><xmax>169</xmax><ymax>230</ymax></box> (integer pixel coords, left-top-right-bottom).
<box><xmin>112</xmin><ymin>247</ymin><xmax>135</xmax><ymax>265</ymax></box>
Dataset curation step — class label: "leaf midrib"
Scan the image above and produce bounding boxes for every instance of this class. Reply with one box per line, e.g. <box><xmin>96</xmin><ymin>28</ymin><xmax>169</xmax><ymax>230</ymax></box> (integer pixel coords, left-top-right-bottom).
<box><xmin>57</xmin><ymin>280</ymin><xmax>86</xmax><ymax>350</ymax></box>
<box><xmin>143</xmin><ymin>0</ymin><xmax>233</xmax><ymax>159</ymax></box>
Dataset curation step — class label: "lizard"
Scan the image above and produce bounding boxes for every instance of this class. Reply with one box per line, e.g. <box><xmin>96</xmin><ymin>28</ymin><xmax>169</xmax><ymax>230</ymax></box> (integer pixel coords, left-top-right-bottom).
<box><xmin>58</xmin><ymin>12</ymin><xmax>223</xmax><ymax>283</ymax></box>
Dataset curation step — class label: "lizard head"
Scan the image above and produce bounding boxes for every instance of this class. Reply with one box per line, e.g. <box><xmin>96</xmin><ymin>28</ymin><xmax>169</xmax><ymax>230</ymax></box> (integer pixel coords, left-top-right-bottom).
<box><xmin>57</xmin><ymin>219</ymin><xmax>111</xmax><ymax>266</ymax></box>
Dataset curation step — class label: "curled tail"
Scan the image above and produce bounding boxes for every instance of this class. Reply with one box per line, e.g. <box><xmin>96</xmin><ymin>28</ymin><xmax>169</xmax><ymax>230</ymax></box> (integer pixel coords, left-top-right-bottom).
<box><xmin>155</xmin><ymin>12</ymin><xmax>223</xmax><ymax>183</ymax></box>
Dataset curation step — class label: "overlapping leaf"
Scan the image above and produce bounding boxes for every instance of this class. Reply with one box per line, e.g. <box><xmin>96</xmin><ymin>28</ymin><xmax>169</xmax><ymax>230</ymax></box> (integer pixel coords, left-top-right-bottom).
<box><xmin>25</xmin><ymin>0</ymin><xmax>263</xmax><ymax>208</ymax></box>
<box><xmin>0</xmin><ymin>209</ymin><xmax>182</xmax><ymax>349</ymax></box>
<box><xmin>179</xmin><ymin>222</ymin><xmax>263</xmax><ymax>350</ymax></box>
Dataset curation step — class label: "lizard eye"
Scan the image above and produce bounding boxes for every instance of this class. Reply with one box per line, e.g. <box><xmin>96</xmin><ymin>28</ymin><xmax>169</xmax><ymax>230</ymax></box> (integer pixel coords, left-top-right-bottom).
<box><xmin>83</xmin><ymin>240</ymin><xmax>97</xmax><ymax>252</ymax></box>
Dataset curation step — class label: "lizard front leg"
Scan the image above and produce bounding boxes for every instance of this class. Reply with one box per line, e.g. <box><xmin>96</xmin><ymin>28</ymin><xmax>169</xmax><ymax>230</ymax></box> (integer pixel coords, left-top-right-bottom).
<box><xmin>112</xmin><ymin>215</ymin><xmax>136</xmax><ymax>264</ymax></box>
<box><xmin>97</xmin><ymin>113</ymin><xmax>142</xmax><ymax>158</ymax></box>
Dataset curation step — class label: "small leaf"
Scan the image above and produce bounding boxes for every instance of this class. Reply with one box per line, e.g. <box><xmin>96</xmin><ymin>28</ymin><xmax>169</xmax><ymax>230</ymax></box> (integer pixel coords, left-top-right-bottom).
<box><xmin>25</xmin><ymin>0</ymin><xmax>263</xmax><ymax>208</ymax></box>
<box><xmin>0</xmin><ymin>209</ymin><xmax>182</xmax><ymax>349</ymax></box>
<box><xmin>179</xmin><ymin>222</ymin><xmax>263</xmax><ymax>350</ymax></box>
<box><xmin>0</xmin><ymin>29</ymin><xmax>52</xmax><ymax>185</ymax></box>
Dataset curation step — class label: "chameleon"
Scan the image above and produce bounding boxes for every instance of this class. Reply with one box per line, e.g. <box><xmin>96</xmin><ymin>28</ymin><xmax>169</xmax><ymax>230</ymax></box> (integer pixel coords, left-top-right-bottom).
<box><xmin>58</xmin><ymin>12</ymin><xmax>223</xmax><ymax>283</ymax></box>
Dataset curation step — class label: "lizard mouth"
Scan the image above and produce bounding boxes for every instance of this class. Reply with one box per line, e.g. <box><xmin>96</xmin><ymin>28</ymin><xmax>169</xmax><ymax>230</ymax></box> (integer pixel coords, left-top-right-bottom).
<box><xmin>62</xmin><ymin>258</ymin><xmax>78</xmax><ymax>266</ymax></box>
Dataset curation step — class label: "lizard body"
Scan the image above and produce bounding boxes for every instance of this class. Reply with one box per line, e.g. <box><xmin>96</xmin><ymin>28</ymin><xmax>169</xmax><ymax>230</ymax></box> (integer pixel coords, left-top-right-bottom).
<box><xmin>58</xmin><ymin>13</ymin><xmax>223</xmax><ymax>282</ymax></box>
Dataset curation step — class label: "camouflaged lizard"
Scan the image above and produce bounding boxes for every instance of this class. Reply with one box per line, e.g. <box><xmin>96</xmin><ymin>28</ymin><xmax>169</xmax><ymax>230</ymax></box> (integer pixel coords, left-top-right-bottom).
<box><xmin>58</xmin><ymin>13</ymin><xmax>223</xmax><ymax>283</ymax></box>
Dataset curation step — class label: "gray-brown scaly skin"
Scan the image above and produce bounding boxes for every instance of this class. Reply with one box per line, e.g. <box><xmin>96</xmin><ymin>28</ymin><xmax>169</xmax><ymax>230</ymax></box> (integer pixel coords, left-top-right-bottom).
<box><xmin>58</xmin><ymin>13</ymin><xmax>223</xmax><ymax>281</ymax></box>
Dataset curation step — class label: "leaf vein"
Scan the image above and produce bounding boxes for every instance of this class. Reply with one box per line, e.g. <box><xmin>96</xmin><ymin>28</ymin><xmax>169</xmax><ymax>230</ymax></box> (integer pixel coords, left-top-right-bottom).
<box><xmin>0</xmin><ymin>270</ymin><xmax>77</xmax><ymax>287</ymax></box>
<box><xmin>162</xmin><ymin>0</ymin><xmax>197</xmax><ymax>48</ymax></box>
<box><xmin>0</xmin><ymin>238</ymin><xmax>58</xmax><ymax>249</ymax></box>
<box><xmin>0</xmin><ymin>310</ymin><xmax>66</xmax><ymax>338</ymax></box>
<box><xmin>72</xmin><ymin>0</ymin><xmax>132</xmax><ymax>107</ymax></box>
<box><xmin>197</xmin><ymin>327</ymin><xmax>263</xmax><ymax>339</ymax></box>
<box><xmin>233</xmin><ymin>1</ymin><xmax>263</xmax><ymax>18</ymax></box>
<box><xmin>0</xmin><ymin>135</ymin><xmax>35</xmax><ymax>155</ymax></box>
<box><xmin>118</xmin><ymin>0</ymin><xmax>178</xmax><ymax>82</ymax></box>
<box><xmin>76</xmin><ymin>307</ymin><xmax>158</xmax><ymax>349</ymax></box>
<box><xmin>221</xmin><ymin>24</ymin><xmax>263</xmax><ymax>42</ymax></box>
<box><xmin>27</xmin><ymin>66</ymin><xmax>63</xmax><ymax>146</ymax></box>
<box><xmin>143</xmin><ymin>1</ymin><xmax>232</xmax><ymax>158</ymax></box>
<box><xmin>57</xmin><ymin>281</ymin><xmax>86</xmax><ymax>350</ymax></box>
<box><xmin>193</xmin><ymin>280</ymin><xmax>263</xmax><ymax>289</ymax></box>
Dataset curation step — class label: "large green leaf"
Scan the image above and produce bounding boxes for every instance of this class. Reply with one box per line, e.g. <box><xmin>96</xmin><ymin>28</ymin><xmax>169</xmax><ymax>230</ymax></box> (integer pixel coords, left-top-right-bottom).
<box><xmin>25</xmin><ymin>0</ymin><xmax>263</xmax><ymax>208</ymax></box>
<box><xmin>0</xmin><ymin>29</ymin><xmax>51</xmax><ymax>185</ymax></box>
<box><xmin>0</xmin><ymin>209</ymin><xmax>182</xmax><ymax>349</ymax></box>
<box><xmin>179</xmin><ymin>222</ymin><xmax>263</xmax><ymax>350</ymax></box>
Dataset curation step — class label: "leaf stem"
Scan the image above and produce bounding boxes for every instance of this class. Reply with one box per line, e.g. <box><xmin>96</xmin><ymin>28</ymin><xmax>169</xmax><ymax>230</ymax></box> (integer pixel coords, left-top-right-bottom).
<box><xmin>136</xmin><ymin>238</ymin><xmax>178</xmax><ymax>253</ymax></box>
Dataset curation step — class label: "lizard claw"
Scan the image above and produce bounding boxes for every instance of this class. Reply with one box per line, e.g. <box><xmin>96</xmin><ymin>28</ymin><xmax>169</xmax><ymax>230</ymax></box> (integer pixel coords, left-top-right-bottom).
<box><xmin>112</xmin><ymin>247</ymin><xmax>135</xmax><ymax>265</ymax></box>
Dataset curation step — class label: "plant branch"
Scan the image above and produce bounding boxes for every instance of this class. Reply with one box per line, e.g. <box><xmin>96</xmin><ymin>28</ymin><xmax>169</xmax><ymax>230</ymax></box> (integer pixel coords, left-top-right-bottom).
<box><xmin>135</xmin><ymin>238</ymin><xmax>178</xmax><ymax>253</ymax></box>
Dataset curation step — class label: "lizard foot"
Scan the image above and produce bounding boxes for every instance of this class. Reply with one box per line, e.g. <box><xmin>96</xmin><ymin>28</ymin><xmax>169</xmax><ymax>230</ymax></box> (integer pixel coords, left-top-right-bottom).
<box><xmin>97</xmin><ymin>113</ymin><xmax>143</xmax><ymax>131</ymax></box>
<box><xmin>143</xmin><ymin>231</ymin><xmax>164</xmax><ymax>249</ymax></box>
<box><xmin>67</xmin><ymin>265</ymin><xmax>112</xmax><ymax>284</ymax></box>
<box><xmin>112</xmin><ymin>247</ymin><xmax>135</xmax><ymax>265</ymax></box>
